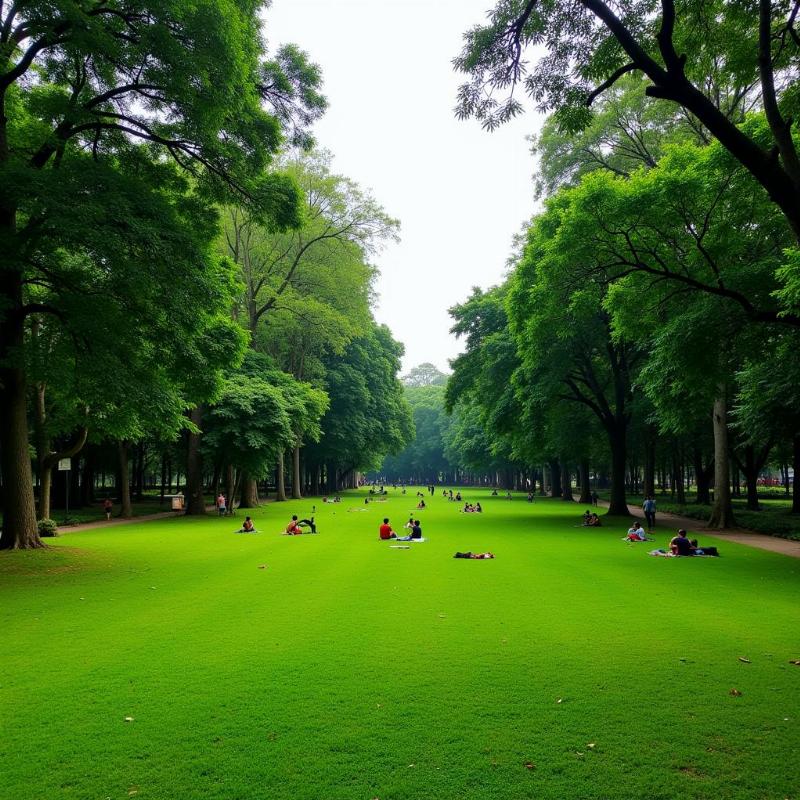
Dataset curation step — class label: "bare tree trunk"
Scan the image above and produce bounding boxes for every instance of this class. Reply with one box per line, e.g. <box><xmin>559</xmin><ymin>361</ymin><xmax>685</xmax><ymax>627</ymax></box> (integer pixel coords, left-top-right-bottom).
<box><xmin>708</xmin><ymin>393</ymin><xmax>735</xmax><ymax>528</ymax></box>
<box><xmin>793</xmin><ymin>435</ymin><xmax>800</xmax><ymax>514</ymax></box>
<box><xmin>240</xmin><ymin>476</ymin><xmax>259</xmax><ymax>508</ymax></box>
<box><xmin>185</xmin><ymin>405</ymin><xmax>206</xmax><ymax>515</ymax></box>
<box><xmin>118</xmin><ymin>441</ymin><xmax>133</xmax><ymax>518</ymax></box>
<box><xmin>548</xmin><ymin>459</ymin><xmax>561</xmax><ymax>497</ymax></box>
<box><xmin>225</xmin><ymin>463</ymin><xmax>235</xmax><ymax>514</ymax></box>
<box><xmin>0</xmin><ymin>263</ymin><xmax>41</xmax><ymax>549</ymax></box>
<box><xmin>643</xmin><ymin>435</ymin><xmax>656</xmax><ymax>497</ymax></box>
<box><xmin>291</xmin><ymin>445</ymin><xmax>302</xmax><ymax>499</ymax></box>
<box><xmin>607</xmin><ymin>427</ymin><xmax>629</xmax><ymax>516</ymax></box>
<box><xmin>578</xmin><ymin>460</ymin><xmax>591</xmax><ymax>503</ymax></box>
<box><xmin>561</xmin><ymin>464</ymin><xmax>573</xmax><ymax>500</ymax></box>
<box><xmin>276</xmin><ymin>452</ymin><xmax>287</xmax><ymax>501</ymax></box>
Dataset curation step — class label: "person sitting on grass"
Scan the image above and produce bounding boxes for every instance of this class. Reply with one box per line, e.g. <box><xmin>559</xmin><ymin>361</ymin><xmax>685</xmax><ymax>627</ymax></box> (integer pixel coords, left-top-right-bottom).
<box><xmin>475</xmin><ymin>502</ymin><xmax>482</xmax><ymax>513</ymax></box>
<box><xmin>582</xmin><ymin>509</ymin><xmax>592</xmax><ymax>525</ymax></box>
<box><xmin>286</xmin><ymin>515</ymin><xmax>303</xmax><ymax>535</ymax></box>
<box><xmin>417</xmin><ymin>498</ymin><xmax>426</xmax><ymax>509</ymax></box>
<box><xmin>455</xmin><ymin>491</ymin><xmax>462</xmax><ymax>502</ymax></box>
<box><xmin>237</xmin><ymin>516</ymin><xmax>256</xmax><ymax>533</ymax></box>
<box><xmin>491</xmin><ymin>488</ymin><xmax>498</xmax><ymax>496</ymax></box>
<box><xmin>398</xmin><ymin>519</ymin><xmax>423</xmax><ymax>542</ymax></box>
<box><xmin>625</xmin><ymin>521</ymin><xmax>648</xmax><ymax>541</ymax></box>
<box><xmin>404</xmin><ymin>516</ymin><xmax>414</xmax><ymax>529</ymax></box>
<box><xmin>453</xmin><ymin>551</ymin><xmax>495</xmax><ymax>559</ymax></box>
<box><xmin>670</xmin><ymin>529</ymin><xmax>695</xmax><ymax>556</ymax></box>
<box><xmin>587</xmin><ymin>513</ymin><xmax>602</xmax><ymax>527</ymax></box>
<box><xmin>379</xmin><ymin>518</ymin><xmax>397</xmax><ymax>540</ymax></box>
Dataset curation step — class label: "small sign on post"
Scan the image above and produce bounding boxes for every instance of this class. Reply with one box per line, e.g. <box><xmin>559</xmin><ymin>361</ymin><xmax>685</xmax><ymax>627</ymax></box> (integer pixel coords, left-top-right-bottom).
<box><xmin>58</xmin><ymin>458</ymin><xmax>71</xmax><ymax>472</ymax></box>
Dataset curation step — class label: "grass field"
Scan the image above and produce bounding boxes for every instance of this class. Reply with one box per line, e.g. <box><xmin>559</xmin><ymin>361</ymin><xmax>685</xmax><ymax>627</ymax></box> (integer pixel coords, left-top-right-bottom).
<box><xmin>1</xmin><ymin>489</ymin><xmax>799</xmax><ymax>800</ymax></box>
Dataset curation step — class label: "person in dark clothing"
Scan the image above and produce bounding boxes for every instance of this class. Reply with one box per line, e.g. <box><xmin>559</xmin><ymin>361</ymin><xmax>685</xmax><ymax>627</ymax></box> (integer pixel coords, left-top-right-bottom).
<box><xmin>411</xmin><ymin>519</ymin><xmax>422</xmax><ymax>539</ymax></box>
<box><xmin>670</xmin><ymin>529</ymin><xmax>694</xmax><ymax>556</ymax></box>
<box><xmin>297</xmin><ymin>517</ymin><xmax>316</xmax><ymax>533</ymax></box>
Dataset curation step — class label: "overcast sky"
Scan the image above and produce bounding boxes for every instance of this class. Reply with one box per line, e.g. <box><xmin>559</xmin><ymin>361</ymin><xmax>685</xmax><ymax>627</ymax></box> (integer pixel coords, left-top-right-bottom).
<box><xmin>267</xmin><ymin>0</ymin><xmax>542</xmax><ymax>374</ymax></box>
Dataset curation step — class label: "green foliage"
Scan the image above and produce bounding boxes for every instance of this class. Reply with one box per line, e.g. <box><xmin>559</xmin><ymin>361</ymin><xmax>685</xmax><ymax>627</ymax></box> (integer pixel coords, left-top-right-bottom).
<box><xmin>36</xmin><ymin>518</ymin><xmax>58</xmax><ymax>537</ymax></box>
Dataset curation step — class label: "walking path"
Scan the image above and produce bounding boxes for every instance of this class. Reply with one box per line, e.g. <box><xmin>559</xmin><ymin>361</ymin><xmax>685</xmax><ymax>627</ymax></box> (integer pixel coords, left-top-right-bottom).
<box><xmin>61</xmin><ymin>511</ymin><xmax>180</xmax><ymax>533</ymax></box>
<box><xmin>604</xmin><ymin>501</ymin><xmax>800</xmax><ymax>559</ymax></box>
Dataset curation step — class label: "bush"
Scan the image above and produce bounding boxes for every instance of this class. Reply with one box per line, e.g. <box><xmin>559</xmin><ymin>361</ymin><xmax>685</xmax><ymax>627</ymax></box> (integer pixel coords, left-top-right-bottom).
<box><xmin>37</xmin><ymin>518</ymin><xmax>59</xmax><ymax>537</ymax></box>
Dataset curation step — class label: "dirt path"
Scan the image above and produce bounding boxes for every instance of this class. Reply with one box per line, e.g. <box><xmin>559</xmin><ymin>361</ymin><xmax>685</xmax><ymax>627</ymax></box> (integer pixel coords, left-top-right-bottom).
<box><xmin>60</xmin><ymin>511</ymin><xmax>184</xmax><ymax>533</ymax></box>
<box><xmin>601</xmin><ymin>500</ymin><xmax>800</xmax><ymax>559</ymax></box>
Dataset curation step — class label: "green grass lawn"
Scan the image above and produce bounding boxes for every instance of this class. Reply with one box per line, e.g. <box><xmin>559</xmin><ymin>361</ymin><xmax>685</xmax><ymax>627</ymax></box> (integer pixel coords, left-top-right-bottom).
<box><xmin>2</xmin><ymin>489</ymin><xmax>799</xmax><ymax>800</ymax></box>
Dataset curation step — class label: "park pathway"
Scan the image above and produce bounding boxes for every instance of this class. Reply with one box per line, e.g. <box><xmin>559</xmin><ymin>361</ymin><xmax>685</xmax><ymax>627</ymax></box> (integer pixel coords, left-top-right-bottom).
<box><xmin>61</xmin><ymin>511</ymin><xmax>181</xmax><ymax>534</ymax></box>
<box><xmin>604</xmin><ymin>500</ymin><xmax>800</xmax><ymax>559</ymax></box>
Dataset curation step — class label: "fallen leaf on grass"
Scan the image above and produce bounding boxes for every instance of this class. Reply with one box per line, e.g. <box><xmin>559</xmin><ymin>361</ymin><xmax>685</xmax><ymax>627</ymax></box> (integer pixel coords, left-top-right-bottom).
<box><xmin>587</xmin><ymin>743</ymin><xmax>596</xmax><ymax>749</ymax></box>
<box><xmin>258</xmin><ymin>564</ymin><xmax>267</xmax><ymax>569</ymax></box>
<box><xmin>524</xmin><ymin>762</ymin><xmax>535</xmax><ymax>770</ymax></box>
<box><xmin>124</xmin><ymin>716</ymin><xmax>134</xmax><ymax>722</ymax></box>
<box><xmin>789</xmin><ymin>659</ymin><xmax>800</xmax><ymax>666</ymax></box>
<box><xmin>556</xmin><ymin>698</ymin><xmax>563</xmax><ymax>704</ymax></box>
<box><xmin>738</xmin><ymin>657</ymin><xmax>751</xmax><ymax>663</ymax></box>
<box><xmin>128</xmin><ymin>788</ymin><xmax>138</xmax><ymax>796</ymax></box>
<box><xmin>729</xmin><ymin>688</ymin><xmax>743</xmax><ymax>697</ymax></box>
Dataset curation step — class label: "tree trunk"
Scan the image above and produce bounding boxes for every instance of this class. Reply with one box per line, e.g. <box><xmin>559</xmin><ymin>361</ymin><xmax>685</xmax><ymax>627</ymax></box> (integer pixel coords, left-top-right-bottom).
<box><xmin>578</xmin><ymin>459</ymin><xmax>592</xmax><ymax>503</ymax></box>
<box><xmin>607</xmin><ymin>427</ymin><xmax>629</xmax><ymax>516</ymax></box>
<box><xmin>225</xmin><ymin>463</ymin><xmax>235</xmax><ymax>514</ymax></box>
<box><xmin>311</xmin><ymin>463</ymin><xmax>321</xmax><ymax>495</ymax></box>
<box><xmin>118</xmin><ymin>440</ymin><xmax>132</xmax><ymax>518</ymax></box>
<box><xmin>708</xmin><ymin>393</ymin><xmax>735</xmax><ymax>528</ymax></box>
<box><xmin>240</xmin><ymin>477</ymin><xmax>259</xmax><ymax>508</ymax></box>
<box><xmin>793</xmin><ymin>435</ymin><xmax>800</xmax><ymax>514</ymax></box>
<box><xmin>0</xmin><ymin>269</ymin><xmax>40</xmax><ymax>548</ymax></box>
<box><xmin>276</xmin><ymin>451</ymin><xmax>287</xmax><ymax>501</ymax></box>
<box><xmin>693</xmin><ymin>447</ymin><xmax>713</xmax><ymax>505</ymax></box>
<box><xmin>291</xmin><ymin>444</ymin><xmax>302</xmax><ymax>499</ymax></box>
<box><xmin>643</xmin><ymin>435</ymin><xmax>656</xmax><ymax>497</ymax></box>
<box><xmin>548</xmin><ymin>459</ymin><xmax>562</xmax><ymax>497</ymax></box>
<box><xmin>80</xmin><ymin>445</ymin><xmax>95</xmax><ymax>507</ymax></box>
<box><xmin>327</xmin><ymin>461</ymin><xmax>338</xmax><ymax>493</ymax></box>
<box><xmin>561</xmin><ymin>464</ymin><xmax>573</xmax><ymax>500</ymax></box>
<box><xmin>185</xmin><ymin>405</ymin><xmax>206</xmax><ymax>515</ymax></box>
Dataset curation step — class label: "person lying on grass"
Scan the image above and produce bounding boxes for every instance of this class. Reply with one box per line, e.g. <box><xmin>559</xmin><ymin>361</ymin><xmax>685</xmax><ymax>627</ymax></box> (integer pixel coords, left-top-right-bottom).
<box><xmin>236</xmin><ymin>516</ymin><xmax>257</xmax><ymax>533</ymax></box>
<box><xmin>453</xmin><ymin>551</ymin><xmax>495</xmax><ymax>559</ymax></box>
<box><xmin>379</xmin><ymin>518</ymin><xmax>397</xmax><ymax>540</ymax></box>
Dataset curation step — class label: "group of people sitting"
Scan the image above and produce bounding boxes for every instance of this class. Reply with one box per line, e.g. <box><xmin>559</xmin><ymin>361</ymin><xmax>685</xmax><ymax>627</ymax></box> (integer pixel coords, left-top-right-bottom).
<box><xmin>322</xmin><ymin>496</ymin><xmax>341</xmax><ymax>504</ymax></box>
<box><xmin>461</xmin><ymin>502</ymin><xmax>482</xmax><ymax>513</ymax></box>
<box><xmin>379</xmin><ymin>517</ymin><xmax>423</xmax><ymax>541</ymax></box>
<box><xmin>650</xmin><ymin>529</ymin><xmax>719</xmax><ymax>557</ymax></box>
<box><xmin>443</xmin><ymin>489</ymin><xmax>462</xmax><ymax>502</ymax></box>
<box><xmin>581</xmin><ymin>510</ymin><xmax>603</xmax><ymax>527</ymax></box>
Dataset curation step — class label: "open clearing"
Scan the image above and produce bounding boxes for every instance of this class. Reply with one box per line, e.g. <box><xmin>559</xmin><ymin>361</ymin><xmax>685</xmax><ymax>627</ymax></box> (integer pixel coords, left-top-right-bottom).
<box><xmin>1</xmin><ymin>489</ymin><xmax>798</xmax><ymax>800</ymax></box>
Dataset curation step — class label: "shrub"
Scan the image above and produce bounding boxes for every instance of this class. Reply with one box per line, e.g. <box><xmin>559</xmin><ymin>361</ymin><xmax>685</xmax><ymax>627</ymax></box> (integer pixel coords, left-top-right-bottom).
<box><xmin>37</xmin><ymin>518</ymin><xmax>59</xmax><ymax>537</ymax></box>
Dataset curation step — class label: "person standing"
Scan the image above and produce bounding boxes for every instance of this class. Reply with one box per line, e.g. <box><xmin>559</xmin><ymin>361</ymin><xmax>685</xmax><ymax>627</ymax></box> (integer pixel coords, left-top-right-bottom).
<box><xmin>103</xmin><ymin>498</ymin><xmax>113</xmax><ymax>520</ymax></box>
<box><xmin>217</xmin><ymin>493</ymin><xmax>226</xmax><ymax>516</ymax></box>
<box><xmin>643</xmin><ymin>496</ymin><xmax>656</xmax><ymax>530</ymax></box>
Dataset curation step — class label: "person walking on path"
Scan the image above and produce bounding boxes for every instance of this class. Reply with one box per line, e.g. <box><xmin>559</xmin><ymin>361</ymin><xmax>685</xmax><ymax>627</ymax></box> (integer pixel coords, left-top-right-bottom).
<box><xmin>643</xmin><ymin>496</ymin><xmax>656</xmax><ymax>530</ymax></box>
<box><xmin>103</xmin><ymin>498</ymin><xmax>113</xmax><ymax>520</ymax></box>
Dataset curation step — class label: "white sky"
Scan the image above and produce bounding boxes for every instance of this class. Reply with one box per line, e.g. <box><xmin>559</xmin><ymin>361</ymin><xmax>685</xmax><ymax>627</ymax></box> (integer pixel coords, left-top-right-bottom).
<box><xmin>267</xmin><ymin>0</ymin><xmax>542</xmax><ymax>374</ymax></box>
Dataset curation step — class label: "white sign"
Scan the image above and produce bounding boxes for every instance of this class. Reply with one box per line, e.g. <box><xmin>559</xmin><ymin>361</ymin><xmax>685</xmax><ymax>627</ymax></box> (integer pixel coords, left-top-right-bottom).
<box><xmin>57</xmin><ymin>458</ymin><xmax>71</xmax><ymax>471</ymax></box>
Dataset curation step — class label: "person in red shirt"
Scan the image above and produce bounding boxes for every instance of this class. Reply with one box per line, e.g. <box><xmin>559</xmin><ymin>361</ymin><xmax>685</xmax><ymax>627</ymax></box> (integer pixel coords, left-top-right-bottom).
<box><xmin>379</xmin><ymin>518</ymin><xmax>397</xmax><ymax>540</ymax></box>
